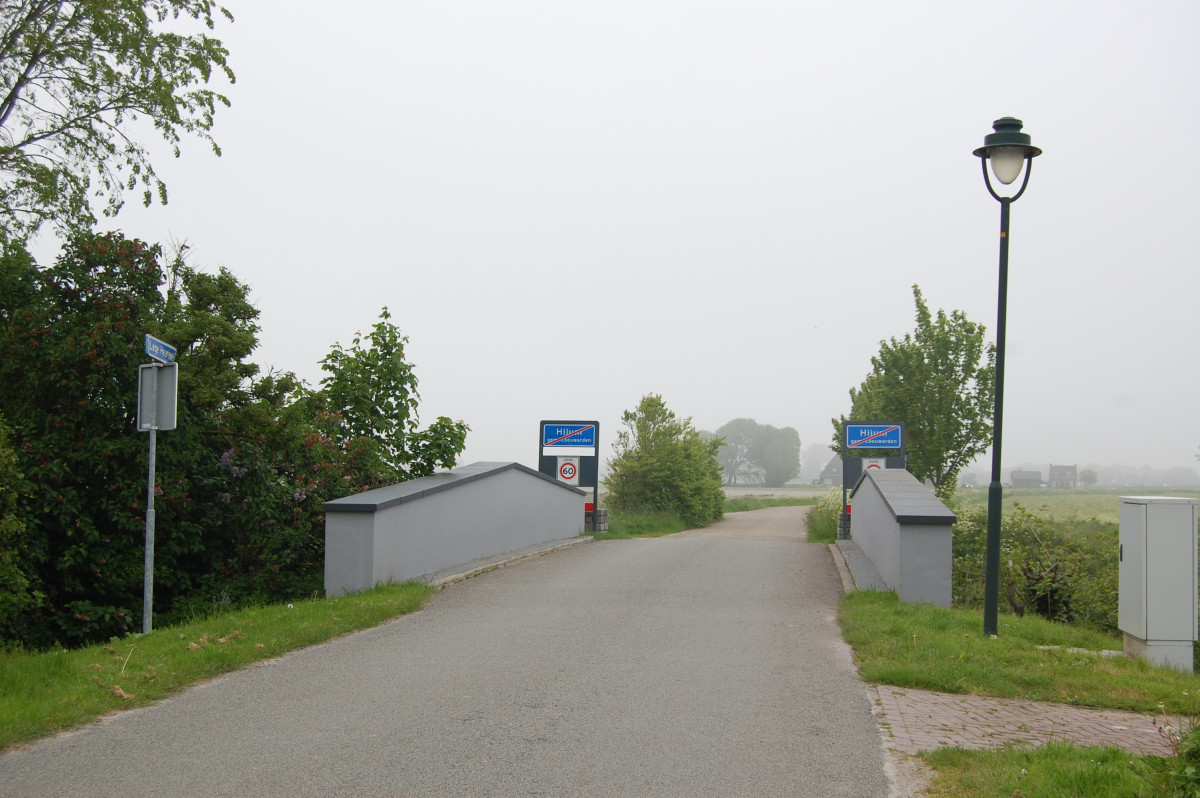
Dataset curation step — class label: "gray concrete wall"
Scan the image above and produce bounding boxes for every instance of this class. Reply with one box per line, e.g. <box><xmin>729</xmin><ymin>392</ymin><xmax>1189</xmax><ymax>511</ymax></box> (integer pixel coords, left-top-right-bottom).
<box><xmin>324</xmin><ymin>462</ymin><xmax>586</xmax><ymax>596</ymax></box>
<box><xmin>849</xmin><ymin>469</ymin><xmax>955</xmax><ymax>606</ymax></box>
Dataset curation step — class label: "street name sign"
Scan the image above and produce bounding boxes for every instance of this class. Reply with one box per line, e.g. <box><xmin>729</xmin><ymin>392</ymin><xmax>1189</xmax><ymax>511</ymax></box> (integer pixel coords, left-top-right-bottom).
<box><xmin>144</xmin><ymin>334</ymin><xmax>177</xmax><ymax>364</ymax></box>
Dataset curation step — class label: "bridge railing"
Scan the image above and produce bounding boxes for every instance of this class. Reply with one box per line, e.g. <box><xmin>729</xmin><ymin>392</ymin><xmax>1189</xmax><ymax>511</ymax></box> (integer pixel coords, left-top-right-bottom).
<box><xmin>847</xmin><ymin>468</ymin><xmax>955</xmax><ymax>606</ymax></box>
<box><xmin>323</xmin><ymin>461</ymin><xmax>585</xmax><ymax>596</ymax></box>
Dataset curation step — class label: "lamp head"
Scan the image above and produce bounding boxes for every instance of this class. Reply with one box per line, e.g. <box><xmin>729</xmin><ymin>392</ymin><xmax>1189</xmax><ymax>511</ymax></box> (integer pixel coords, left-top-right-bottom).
<box><xmin>974</xmin><ymin>117</ymin><xmax>1041</xmax><ymax>185</ymax></box>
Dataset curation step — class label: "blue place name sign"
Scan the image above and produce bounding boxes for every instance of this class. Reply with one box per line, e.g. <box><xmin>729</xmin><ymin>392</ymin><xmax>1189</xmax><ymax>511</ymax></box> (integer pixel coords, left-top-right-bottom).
<box><xmin>846</xmin><ymin>423</ymin><xmax>903</xmax><ymax>449</ymax></box>
<box><xmin>144</xmin><ymin>334</ymin><xmax>177</xmax><ymax>364</ymax></box>
<box><xmin>543</xmin><ymin>423</ymin><xmax>597</xmax><ymax>448</ymax></box>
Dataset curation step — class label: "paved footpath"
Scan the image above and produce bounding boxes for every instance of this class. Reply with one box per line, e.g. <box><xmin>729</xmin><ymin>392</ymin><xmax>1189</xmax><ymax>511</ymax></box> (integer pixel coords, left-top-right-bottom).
<box><xmin>872</xmin><ymin>685</ymin><xmax>1175</xmax><ymax>757</ymax></box>
<box><xmin>0</xmin><ymin>506</ymin><xmax>891</xmax><ymax>798</ymax></box>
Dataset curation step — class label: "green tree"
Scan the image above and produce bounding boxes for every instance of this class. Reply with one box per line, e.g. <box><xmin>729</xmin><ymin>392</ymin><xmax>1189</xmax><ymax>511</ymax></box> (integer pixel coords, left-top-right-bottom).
<box><xmin>832</xmin><ymin>285</ymin><xmax>994</xmax><ymax>498</ymax></box>
<box><xmin>757</xmin><ymin>424</ymin><xmax>801</xmax><ymax>487</ymax></box>
<box><xmin>0</xmin><ymin>413</ymin><xmax>41</xmax><ymax>643</ymax></box>
<box><xmin>317</xmin><ymin>308</ymin><xmax>469</xmax><ymax>480</ymax></box>
<box><xmin>604</xmin><ymin>394</ymin><xmax>725</xmax><ymax>527</ymax></box>
<box><xmin>715</xmin><ymin>417</ymin><xmax>760</xmax><ymax>485</ymax></box>
<box><xmin>715</xmin><ymin>418</ymin><xmax>801</xmax><ymax>487</ymax></box>
<box><xmin>0</xmin><ymin>1</ymin><xmax>234</xmax><ymax>243</ymax></box>
<box><xmin>0</xmin><ymin>233</ymin><xmax>170</xmax><ymax>644</ymax></box>
<box><xmin>0</xmin><ymin>233</ymin><xmax>473</xmax><ymax>648</ymax></box>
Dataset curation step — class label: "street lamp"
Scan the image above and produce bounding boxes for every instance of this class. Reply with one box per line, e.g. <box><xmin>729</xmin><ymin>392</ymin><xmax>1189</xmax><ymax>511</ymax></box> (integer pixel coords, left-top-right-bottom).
<box><xmin>974</xmin><ymin>117</ymin><xmax>1041</xmax><ymax>637</ymax></box>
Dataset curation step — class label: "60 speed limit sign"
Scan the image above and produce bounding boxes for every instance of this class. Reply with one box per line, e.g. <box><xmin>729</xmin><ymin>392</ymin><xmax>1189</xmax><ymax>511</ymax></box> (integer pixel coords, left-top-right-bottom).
<box><xmin>557</xmin><ymin>457</ymin><xmax>580</xmax><ymax>486</ymax></box>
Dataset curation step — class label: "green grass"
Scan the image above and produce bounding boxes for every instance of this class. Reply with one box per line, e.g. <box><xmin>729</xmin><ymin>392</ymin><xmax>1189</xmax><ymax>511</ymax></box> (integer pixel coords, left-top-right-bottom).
<box><xmin>594</xmin><ymin>509</ymin><xmax>691</xmax><ymax>539</ymax></box>
<box><xmin>840</xmin><ymin>590</ymin><xmax>1196</xmax><ymax>714</ymax></box>
<box><xmin>841</xmin><ymin>590</ymin><xmax>1199</xmax><ymax>796</ymax></box>
<box><xmin>0</xmin><ymin>581</ymin><xmax>433</xmax><ymax>750</ymax></box>
<box><xmin>722</xmin><ymin>494</ymin><xmax>817</xmax><ymax>513</ymax></box>
<box><xmin>922</xmin><ymin>742</ymin><xmax>1168</xmax><ymax>797</ymax></box>
<box><xmin>804</xmin><ymin>492</ymin><xmax>841</xmax><ymax>543</ymax></box>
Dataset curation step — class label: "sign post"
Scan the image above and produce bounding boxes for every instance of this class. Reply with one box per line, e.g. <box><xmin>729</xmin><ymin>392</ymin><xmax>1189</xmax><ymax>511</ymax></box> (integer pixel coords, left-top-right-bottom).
<box><xmin>841</xmin><ymin>422</ymin><xmax>906</xmax><ymax>539</ymax></box>
<box><xmin>138</xmin><ymin>336</ymin><xmax>178</xmax><ymax>634</ymax></box>
<box><xmin>538</xmin><ymin>420</ymin><xmax>600</xmax><ymax>522</ymax></box>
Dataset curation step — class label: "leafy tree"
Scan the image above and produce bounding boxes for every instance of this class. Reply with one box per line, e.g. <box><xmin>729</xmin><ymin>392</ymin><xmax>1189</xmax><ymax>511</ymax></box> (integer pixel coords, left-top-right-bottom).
<box><xmin>757</xmin><ymin>424</ymin><xmax>800</xmax><ymax>487</ymax></box>
<box><xmin>0</xmin><ymin>413</ymin><xmax>40</xmax><ymax>642</ymax></box>
<box><xmin>0</xmin><ymin>1</ymin><xmax>235</xmax><ymax>243</ymax></box>
<box><xmin>1079</xmin><ymin>468</ymin><xmax>1098</xmax><ymax>487</ymax></box>
<box><xmin>832</xmin><ymin>285</ymin><xmax>994</xmax><ymax>498</ymax></box>
<box><xmin>715</xmin><ymin>418</ymin><xmax>761</xmax><ymax>485</ymax></box>
<box><xmin>0</xmin><ymin>232</ymin><xmax>473</xmax><ymax>648</ymax></box>
<box><xmin>317</xmin><ymin>308</ymin><xmax>468</xmax><ymax>480</ymax></box>
<box><xmin>604</xmin><ymin>394</ymin><xmax>725</xmax><ymax>527</ymax></box>
<box><xmin>0</xmin><ymin>233</ymin><xmax>170</xmax><ymax>644</ymax></box>
<box><xmin>715</xmin><ymin>418</ymin><xmax>801</xmax><ymax>487</ymax></box>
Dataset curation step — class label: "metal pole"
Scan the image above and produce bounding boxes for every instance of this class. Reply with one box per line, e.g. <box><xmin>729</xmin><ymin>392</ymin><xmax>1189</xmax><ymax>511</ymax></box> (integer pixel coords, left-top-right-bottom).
<box><xmin>143</xmin><ymin>365</ymin><xmax>158</xmax><ymax>635</ymax></box>
<box><xmin>983</xmin><ymin>197</ymin><xmax>1011</xmax><ymax>637</ymax></box>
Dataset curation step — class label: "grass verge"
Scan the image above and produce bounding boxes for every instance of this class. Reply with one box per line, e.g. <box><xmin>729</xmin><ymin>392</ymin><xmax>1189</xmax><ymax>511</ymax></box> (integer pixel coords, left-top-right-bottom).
<box><xmin>804</xmin><ymin>492</ymin><xmax>841</xmax><ymax>543</ymax></box>
<box><xmin>840</xmin><ymin>590</ymin><xmax>1195</xmax><ymax>714</ymax></box>
<box><xmin>0</xmin><ymin>580</ymin><xmax>433</xmax><ymax>751</ymax></box>
<box><xmin>594</xmin><ymin>509</ymin><xmax>690</xmax><ymax>539</ymax></box>
<box><xmin>722</xmin><ymin>495</ymin><xmax>817</xmax><ymax>513</ymax></box>
<box><xmin>840</xmin><ymin>591</ymin><xmax>1195</xmax><ymax>796</ymax></box>
<box><xmin>922</xmin><ymin>742</ymin><xmax>1167</xmax><ymax>797</ymax></box>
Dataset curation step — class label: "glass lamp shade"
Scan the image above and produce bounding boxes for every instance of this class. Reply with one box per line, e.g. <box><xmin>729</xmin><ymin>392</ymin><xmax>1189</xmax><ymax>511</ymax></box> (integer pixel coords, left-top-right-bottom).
<box><xmin>988</xmin><ymin>146</ymin><xmax>1026</xmax><ymax>185</ymax></box>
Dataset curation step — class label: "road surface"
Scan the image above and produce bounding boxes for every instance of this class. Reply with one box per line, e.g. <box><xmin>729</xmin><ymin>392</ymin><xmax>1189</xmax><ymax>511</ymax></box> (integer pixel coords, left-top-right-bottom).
<box><xmin>0</xmin><ymin>506</ymin><xmax>889</xmax><ymax>797</ymax></box>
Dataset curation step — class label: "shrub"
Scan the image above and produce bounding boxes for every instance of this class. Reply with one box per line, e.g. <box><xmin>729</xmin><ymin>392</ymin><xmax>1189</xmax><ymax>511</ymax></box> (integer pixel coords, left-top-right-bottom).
<box><xmin>604</xmin><ymin>394</ymin><xmax>724</xmax><ymax>527</ymax></box>
<box><xmin>951</xmin><ymin>502</ymin><xmax>1119</xmax><ymax>634</ymax></box>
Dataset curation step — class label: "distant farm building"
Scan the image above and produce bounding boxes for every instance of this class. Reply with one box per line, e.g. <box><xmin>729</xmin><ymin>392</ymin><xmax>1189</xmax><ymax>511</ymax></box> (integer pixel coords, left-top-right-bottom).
<box><xmin>1011</xmin><ymin>470</ymin><xmax>1043</xmax><ymax>489</ymax></box>
<box><xmin>818</xmin><ymin>457</ymin><xmax>842</xmax><ymax>486</ymax></box>
<box><xmin>1048</xmin><ymin>464</ymin><xmax>1078</xmax><ymax>489</ymax></box>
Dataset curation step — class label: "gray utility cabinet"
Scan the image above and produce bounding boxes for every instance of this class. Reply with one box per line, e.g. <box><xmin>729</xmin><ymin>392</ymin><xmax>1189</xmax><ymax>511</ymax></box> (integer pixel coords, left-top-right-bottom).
<box><xmin>1117</xmin><ymin>496</ymin><xmax>1199</xmax><ymax>673</ymax></box>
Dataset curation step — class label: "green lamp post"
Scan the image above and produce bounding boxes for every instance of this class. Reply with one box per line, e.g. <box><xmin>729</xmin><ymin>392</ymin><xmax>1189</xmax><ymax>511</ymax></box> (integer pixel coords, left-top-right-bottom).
<box><xmin>974</xmin><ymin>117</ymin><xmax>1041</xmax><ymax>637</ymax></box>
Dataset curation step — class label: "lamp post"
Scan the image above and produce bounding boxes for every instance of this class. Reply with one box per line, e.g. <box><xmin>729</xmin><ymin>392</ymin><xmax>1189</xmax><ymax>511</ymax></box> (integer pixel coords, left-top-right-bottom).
<box><xmin>974</xmin><ymin>117</ymin><xmax>1041</xmax><ymax>637</ymax></box>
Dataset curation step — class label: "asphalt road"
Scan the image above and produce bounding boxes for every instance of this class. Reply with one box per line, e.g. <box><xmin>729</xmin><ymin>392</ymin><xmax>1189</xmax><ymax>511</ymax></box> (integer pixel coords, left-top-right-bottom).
<box><xmin>0</xmin><ymin>506</ymin><xmax>889</xmax><ymax>797</ymax></box>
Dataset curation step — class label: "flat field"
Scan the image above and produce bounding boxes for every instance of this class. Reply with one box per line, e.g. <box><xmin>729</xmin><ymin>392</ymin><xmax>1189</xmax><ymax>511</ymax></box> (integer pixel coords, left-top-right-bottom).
<box><xmin>954</xmin><ymin>487</ymin><xmax>1200</xmax><ymax>525</ymax></box>
<box><xmin>723</xmin><ymin>484</ymin><xmax>832</xmax><ymax>500</ymax></box>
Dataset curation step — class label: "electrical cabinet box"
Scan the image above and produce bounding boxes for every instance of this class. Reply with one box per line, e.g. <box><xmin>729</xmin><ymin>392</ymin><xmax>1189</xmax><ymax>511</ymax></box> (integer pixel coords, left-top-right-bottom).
<box><xmin>1118</xmin><ymin>496</ymin><xmax>1199</xmax><ymax>673</ymax></box>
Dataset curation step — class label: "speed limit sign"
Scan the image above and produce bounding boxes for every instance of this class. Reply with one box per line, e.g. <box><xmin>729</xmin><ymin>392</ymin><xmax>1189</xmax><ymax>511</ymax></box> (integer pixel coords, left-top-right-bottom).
<box><xmin>557</xmin><ymin>457</ymin><xmax>580</xmax><ymax>486</ymax></box>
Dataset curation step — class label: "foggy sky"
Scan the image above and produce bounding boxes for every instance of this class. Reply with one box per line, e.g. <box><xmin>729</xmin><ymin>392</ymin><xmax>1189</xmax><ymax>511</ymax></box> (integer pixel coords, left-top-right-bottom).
<box><xmin>33</xmin><ymin>1</ymin><xmax>1200</xmax><ymax>475</ymax></box>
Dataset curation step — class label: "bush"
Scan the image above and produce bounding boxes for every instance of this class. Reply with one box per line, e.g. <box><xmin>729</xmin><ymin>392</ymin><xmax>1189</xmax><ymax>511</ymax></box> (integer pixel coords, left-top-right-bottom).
<box><xmin>603</xmin><ymin>394</ymin><xmax>724</xmax><ymax>527</ymax></box>
<box><xmin>951</xmin><ymin>502</ymin><xmax>1119</xmax><ymax>634</ymax></box>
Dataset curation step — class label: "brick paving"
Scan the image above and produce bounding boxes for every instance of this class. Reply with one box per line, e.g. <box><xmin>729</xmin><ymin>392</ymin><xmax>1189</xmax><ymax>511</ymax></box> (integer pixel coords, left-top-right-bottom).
<box><xmin>871</xmin><ymin>685</ymin><xmax>1177</xmax><ymax>757</ymax></box>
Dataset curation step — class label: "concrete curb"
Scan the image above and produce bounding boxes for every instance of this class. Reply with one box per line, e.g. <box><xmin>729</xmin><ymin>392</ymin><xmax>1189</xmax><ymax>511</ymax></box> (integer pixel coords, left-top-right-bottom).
<box><xmin>828</xmin><ymin>542</ymin><xmax>856</xmax><ymax>593</ymax></box>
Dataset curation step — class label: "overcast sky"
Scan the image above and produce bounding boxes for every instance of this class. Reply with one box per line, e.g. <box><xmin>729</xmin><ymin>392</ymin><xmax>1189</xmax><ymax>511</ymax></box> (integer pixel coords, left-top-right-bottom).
<box><xmin>34</xmin><ymin>1</ymin><xmax>1200</xmax><ymax>476</ymax></box>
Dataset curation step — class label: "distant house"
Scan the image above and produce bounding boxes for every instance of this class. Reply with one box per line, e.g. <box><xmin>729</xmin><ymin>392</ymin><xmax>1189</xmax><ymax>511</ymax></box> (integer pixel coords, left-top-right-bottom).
<box><xmin>1011</xmin><ymin>470</ymin><xmax>1043</xmax><ymax>489</ymax></box>
<box><xmin>818</xmin><ymin>457</ymin><xmax>842</xmax><ymax>486</ymax></box>
<box><xmin>1048</xmin><ymin>464</ymin><xmax>1077</xmax><ymax>489</ymax></box>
